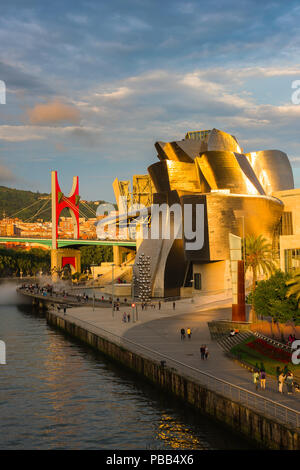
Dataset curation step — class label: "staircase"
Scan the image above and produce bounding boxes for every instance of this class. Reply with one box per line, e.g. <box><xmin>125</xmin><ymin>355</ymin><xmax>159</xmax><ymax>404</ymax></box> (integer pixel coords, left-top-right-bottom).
<box><xmin>217</xmin><ymin>330</ymin><xmax>253</xmax><ymax>353</ymax></box>
<box><xmin>98</xmin><ymin>265</ymin><xmax>132</xmax><ymax>285</ymax></box>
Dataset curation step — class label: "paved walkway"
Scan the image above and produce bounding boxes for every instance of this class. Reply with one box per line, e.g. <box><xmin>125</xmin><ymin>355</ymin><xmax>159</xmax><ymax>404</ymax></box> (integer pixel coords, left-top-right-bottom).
<box><xmin>48</xmin><ymin>297</ymin><xmax>300</xmax><ymax>415</ymax></box>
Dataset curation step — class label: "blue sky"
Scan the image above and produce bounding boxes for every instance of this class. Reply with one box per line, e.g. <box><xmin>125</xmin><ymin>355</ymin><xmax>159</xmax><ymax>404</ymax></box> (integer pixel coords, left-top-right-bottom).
<box><xmin>0</xmin><ymin>0</ymin><xmax>300</xmax><ymax>201</ymax></box>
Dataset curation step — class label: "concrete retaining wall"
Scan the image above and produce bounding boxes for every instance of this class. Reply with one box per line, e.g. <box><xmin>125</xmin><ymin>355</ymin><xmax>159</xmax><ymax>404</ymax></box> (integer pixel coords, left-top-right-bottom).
<box><xmin>46</xmin><ymin>311</ymin><xmax>300</xmax><ymax>450</ymax></box>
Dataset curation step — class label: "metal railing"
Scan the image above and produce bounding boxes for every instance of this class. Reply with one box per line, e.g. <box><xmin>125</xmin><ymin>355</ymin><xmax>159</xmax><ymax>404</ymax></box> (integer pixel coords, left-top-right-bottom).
<box><xmin>53</xmin><ymin>309</ymin><xmax>300</xmax><ymax>430</ymax></box>
<box><xmin>253</xmin><ymin>331</ymin><xmax>293</xmax><ymax>352</ymax></box>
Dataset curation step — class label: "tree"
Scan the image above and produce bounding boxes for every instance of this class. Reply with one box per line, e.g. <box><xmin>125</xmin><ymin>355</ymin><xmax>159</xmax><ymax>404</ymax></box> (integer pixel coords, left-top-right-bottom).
<box><xmin>80</xmin><ymin>246</ymin><xmax>113</xmax><ymax>271</ymax></box>
<box><xmin>0</xmin><ymin>247</ymin><xmax>50</xmax><ymax>277</ymax></box>
<box><xmin>245</xmin><ymin>235</ymin><xmax>277</xmax><ymax>293</ymax></box>
<box><xmin>286</xmin><ymin>270</ymin><xmax>300</xmax><ymax>307</ymax></box>
<box><xmin>252</xmin><ymin>271</ymin><xmax>299</xmax><ymax>335</ymax></box>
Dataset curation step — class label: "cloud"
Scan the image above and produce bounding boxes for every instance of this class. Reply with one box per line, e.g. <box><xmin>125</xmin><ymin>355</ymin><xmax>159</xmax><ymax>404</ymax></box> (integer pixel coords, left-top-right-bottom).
<box><xmin>0</xmin><ymin>124</ymin><xmax>99</xmax><ymax>143</ymax></box>
<box><xmin>0</xmin><ymin>125</ymin><xmax>45</xmax><ymax>142</ymax></box>
<box><xmin>290</xmin><ymin>157</ymin><xmax>300</xmax><ymax>167</ymax></box>
<box><xmin>27</xmin><ymin>100</ymin><xmax>81</xmax><ymax>126</ymax></box>
<box><xmin>95</xmin><ymin>87</ymin><xmax>132</xmax><ymax>101</ymax></box>
<box><xmin>0</xmin><ymin>60</ymin><xmax>52</xmax><ymax>95</ymax></box>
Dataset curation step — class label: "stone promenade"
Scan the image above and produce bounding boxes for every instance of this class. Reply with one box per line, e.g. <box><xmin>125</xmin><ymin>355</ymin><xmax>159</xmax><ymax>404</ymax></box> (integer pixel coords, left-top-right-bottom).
<box><xmin>51</xmin><ymin>297</ymin><xmax>300</xmax><ymax>414</ymax></box>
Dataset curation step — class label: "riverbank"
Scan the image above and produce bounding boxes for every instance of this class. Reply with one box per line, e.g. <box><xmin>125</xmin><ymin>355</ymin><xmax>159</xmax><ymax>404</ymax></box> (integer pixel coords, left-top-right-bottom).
<box><xmin>18</xmin><ymin>290</ymin><xmax>300</xmax><ymax>449</ymax></box>
<box><xmin>2</xmin><ymin>303</ymin><xmax>255</xmax><ymax>450</ymax></box>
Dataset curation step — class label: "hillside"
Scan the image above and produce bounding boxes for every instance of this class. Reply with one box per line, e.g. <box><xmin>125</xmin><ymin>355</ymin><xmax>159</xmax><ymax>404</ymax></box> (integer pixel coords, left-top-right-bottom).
<box><xmin>0</xmin><ymin>186</ymin><xmax>108</xmax><ymax>222</ymax></box>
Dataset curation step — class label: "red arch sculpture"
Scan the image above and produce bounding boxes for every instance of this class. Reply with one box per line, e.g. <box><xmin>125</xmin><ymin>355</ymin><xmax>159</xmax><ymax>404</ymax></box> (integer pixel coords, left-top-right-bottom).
<box><xmin>51</xmin><ymin>170</ymin><xmax>80</xmax><ymax>249</ymax></box>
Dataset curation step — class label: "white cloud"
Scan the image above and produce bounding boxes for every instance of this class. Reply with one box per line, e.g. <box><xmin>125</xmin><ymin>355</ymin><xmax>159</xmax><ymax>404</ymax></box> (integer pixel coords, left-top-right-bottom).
<box><xmin>0</xmin><ymin>125</ymin><xmax>101</xmax><ymax>143</ymax></box>
<box><xmin>95</xmin><ymin>87</ymin><xmax>132</xmax><ymax>100</ymax></box>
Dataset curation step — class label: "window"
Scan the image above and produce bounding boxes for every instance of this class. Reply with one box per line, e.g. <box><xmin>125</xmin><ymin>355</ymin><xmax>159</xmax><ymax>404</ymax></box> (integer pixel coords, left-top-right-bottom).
<box><xmin>280</xmin><ymin>212</ymin><xmax>293</xmax><ymax>236</ymax></box>
<box><xmin>194</xmin><ymin>273</ymin><xmax>202</xmax><ymax>290</ymax></box>
<box><xmin>285</xmin><ymin>249</ymin><xmax>300</xmax><ymax>273</ymax></box>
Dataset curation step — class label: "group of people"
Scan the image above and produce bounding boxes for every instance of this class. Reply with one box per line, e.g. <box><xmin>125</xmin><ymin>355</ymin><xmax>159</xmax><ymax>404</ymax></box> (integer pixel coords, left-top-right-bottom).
<box><xmin>20</xmin><ymin>283</ymin><xmax>53</xmax><ymax>296</ymax></box>
<box><xmin>287</xmin><ymin>334</ymin><xmax>298</xmax><ymax>346</ymax></box>
<box><xmin>277</xmin><ymin>367</ymin><xmax>295</xmax><ymax>394</ymax></box>
<box><xmin>252</xmin><ymin>367</ymin><xmax>266</xmax><ymax>391</ymax></box>
<box><xmin>200</xmin><ymin>344</ymin><xmax>209</xmax><ymax>360</ymax></box>
<box><xmin>229</xmin><ymin>328</ymin><xmax>239</xmax><ymax>337</ymax></box>
<box><xmin>180</xmin><ymin>328</ymin><xmax>192</xmax><ymax>340</ymax></box>
<box><xmin>122</xmin><ymin>312</ymin><xmax>131</xmax><ymax>323</ymax></box>
<box><xmin>253</xmin><ymin>364</ymin><xmax>297</xmax><ymax>394</ymax></box>
<box><xmin>179</xmin><ymin>328</ymin><xmax>209</xmax><ymax>359</ymax></box>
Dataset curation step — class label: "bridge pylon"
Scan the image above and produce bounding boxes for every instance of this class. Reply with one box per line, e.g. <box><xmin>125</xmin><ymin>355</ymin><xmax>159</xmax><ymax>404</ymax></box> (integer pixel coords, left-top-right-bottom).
<box><xmin>51</xmin><ymin>170</ymin><xmax>81</xmax><ymax>281</ymax></box>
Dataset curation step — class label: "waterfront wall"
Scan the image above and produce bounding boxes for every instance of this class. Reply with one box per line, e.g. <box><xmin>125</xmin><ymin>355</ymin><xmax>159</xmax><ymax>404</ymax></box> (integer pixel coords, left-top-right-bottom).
<box><xmin>46</xmin><ymin>311</ymin><xmax>300</xmax><ymax>450</ymax></box>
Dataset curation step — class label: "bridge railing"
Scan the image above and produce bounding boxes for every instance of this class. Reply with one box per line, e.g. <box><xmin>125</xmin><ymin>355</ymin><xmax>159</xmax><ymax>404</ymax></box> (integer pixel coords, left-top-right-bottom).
<box><xmin>55</xmin><ymin>310</ymin><xmax>300</xmax><ymax>430</ymax></box>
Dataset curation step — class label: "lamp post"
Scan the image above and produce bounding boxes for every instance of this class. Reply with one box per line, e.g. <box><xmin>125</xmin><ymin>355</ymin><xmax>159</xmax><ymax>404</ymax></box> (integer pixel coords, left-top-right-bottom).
<box><xmin>111</xmin><ymin>263</ymin><xmax>115</xmax><ymax>318</ymax></box>
<box><xmin>132</xmin><ymin>274</ymin><xmax>136</xmax><ymax>322</ymax></box>
<box><xmin>90</xmin><ymin>262</ymin><xmax>97</xmax><ymax>311</ymax></box>
<box><xmin>190</xmin><ymin>278</ymin><xmax>194</xmax><ymax>303</ymax></box>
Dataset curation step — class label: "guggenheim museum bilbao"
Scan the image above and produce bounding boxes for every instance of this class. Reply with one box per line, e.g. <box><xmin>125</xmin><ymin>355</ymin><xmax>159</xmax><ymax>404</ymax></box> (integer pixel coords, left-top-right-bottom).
<box><xmin>109</xmin><ymin>128</ymin><xmax>299</xmax><ymax>299</ymax></box>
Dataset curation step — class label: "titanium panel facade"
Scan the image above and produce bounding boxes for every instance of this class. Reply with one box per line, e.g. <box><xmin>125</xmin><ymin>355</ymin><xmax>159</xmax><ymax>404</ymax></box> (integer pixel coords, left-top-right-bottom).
<box><xmin>113</xmin><ymin>127</ymin><xmax>296</xmax><ymax>297</ymax></box>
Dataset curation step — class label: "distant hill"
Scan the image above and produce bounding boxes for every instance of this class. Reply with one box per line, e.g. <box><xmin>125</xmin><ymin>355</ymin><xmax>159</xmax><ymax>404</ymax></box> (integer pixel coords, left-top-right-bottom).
<box><xmin>0</xmin><ymin>186</ymin><xmax>109</xmax><ymax>222</ymax></box>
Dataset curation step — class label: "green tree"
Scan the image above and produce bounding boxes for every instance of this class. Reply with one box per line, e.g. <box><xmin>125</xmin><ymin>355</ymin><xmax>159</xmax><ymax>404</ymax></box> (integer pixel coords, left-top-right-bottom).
<box><xmin>286</xmin><ymin>270</ymin><xmax>300</xmax><ymax>307</ymax></box>
<box><xmin>245</xmin><ymin>234</ymin><xmax>277</xmax><ymax>293</ymax></box>
<box><xmin>0</xmin><ymin>247</ymin><xmax>50</xmax><ymax>277</ymax></box>
<box><xmin>80</xmin><ymin>246</ymin><xmax>112</xmax><ymax>271</ymax></box>
<box><xmin>252</xmin><ymin>271</ymin><xmax>299</xmax><ymax>333</ymax></box>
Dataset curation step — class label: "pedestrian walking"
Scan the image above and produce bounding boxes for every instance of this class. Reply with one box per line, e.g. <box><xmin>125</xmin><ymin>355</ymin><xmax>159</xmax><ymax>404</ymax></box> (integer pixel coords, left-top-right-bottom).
<box><xmin>286</xmin><ymin>372</ymin><xmax>294</xmax><ymax>395</ymax></box>
<box><xmin>200</xmin><ymin>345</ymin><xmax>205</xmax><ymax>360</ymax></box>
<box><xmin>278</xmin><ymin>372</ymin><xmax>286</xmax><ymax>393</ymax></box>
<box><xmin>204</xmin><ymin>345</ymin><xmax>209</xmax><ymax>360</ymax></box>
<box><xmin>173</xmin><ymin>301</ymin><xmax>176</xmax><ymax>310</ymax></box>
<box><xmin>260</xmin><ymin>370</ymin><xmax>266</xmax><ymax>390</ymax></box>
<box><xmin>187</xmin><ymin>328</ymin><xmax>192</xmax><ymax>340</ymax></box>
<box><xmin>123</xmin><ymin>312</ymin><xmax>127</xmax><ymax>323</ymax></box>
<box><xmin>253</xmin><ymin>370</ymin><xmax>259</xmax><ymax>391</ymax></box>
<box><xmin>180</xmin><ymin>328</ymin><xmax>185</xmax><ymax>340</ymax></box>
<box><xmin>276</xmin><ymin>366</ymin><xmax>281</xmax><ymax>382</ymax></box>
<box><xmin>127</xmin><ymin>313</ymin><xmax>131</xmax><ymax>322</ymax></box>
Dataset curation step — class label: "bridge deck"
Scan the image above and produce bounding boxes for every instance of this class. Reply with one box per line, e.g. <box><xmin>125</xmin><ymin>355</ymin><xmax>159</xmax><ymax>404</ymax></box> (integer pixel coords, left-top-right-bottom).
<box><xmin>0</xmin><ymin>237</ymin><xmax>136</xmax><ymax>248</ymax></box>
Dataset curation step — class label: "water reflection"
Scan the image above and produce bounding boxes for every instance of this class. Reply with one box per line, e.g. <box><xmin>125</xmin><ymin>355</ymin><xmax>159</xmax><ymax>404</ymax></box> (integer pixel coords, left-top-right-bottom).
<box><xmin>0</xmin><ymin>304</ymin><xmax>255</xmax><ymax>450</ymax></box>
<box><xmin>157</xmin><ymin>414</ymin><xmax>210</xmax><ymax>450</ymax></box>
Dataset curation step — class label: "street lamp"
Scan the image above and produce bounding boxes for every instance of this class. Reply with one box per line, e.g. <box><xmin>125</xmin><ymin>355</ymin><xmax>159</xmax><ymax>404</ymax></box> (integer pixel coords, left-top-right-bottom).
<box><xmin>190</xmin><ymin>278</ymin><xmax>194</xmax><ymax>303</ymax></box>
<box><xmin>111</xmin><ymin>263</ymin><xmax>115</xmax><ymax>318</ymax></box>
<box><xmin>90</xmin><ymin>262</ymin><xmax>97</xmax><ymax>311</ymax></box>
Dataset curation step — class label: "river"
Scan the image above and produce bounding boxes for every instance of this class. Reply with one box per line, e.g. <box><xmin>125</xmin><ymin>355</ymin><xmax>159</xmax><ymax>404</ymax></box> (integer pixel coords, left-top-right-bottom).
<box><xmin>0</xmin><ymin>283</ymin><xmax>255</xmax><ymax>450</ymax></box>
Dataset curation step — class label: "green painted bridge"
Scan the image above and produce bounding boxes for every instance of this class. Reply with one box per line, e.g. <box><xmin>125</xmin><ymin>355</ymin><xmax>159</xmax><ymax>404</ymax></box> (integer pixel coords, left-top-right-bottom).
<box><xmin>0</xmin><ymin>237</ymin><xmax>136</xmax><ymax>248</ymax></box>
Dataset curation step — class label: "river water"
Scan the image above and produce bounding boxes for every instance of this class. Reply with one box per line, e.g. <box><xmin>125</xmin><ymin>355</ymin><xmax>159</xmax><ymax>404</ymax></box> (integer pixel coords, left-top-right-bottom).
<box><xmin>0</xmin><ymin>284</ymin><xmax>255</xmax><ymax>450</ymax></box>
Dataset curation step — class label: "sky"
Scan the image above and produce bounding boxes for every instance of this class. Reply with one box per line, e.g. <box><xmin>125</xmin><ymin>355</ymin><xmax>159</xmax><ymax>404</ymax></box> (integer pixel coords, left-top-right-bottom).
<box><xmin>0</xmin><ymin>0</ymin><xmax>300</xmax><ymax>202</ymax></box>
